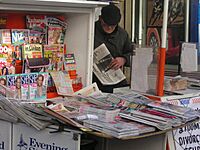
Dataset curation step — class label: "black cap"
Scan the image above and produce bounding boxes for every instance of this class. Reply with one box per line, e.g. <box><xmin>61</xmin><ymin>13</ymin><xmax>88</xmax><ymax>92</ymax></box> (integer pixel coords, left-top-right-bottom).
<box><xmin>101</xmin><ymin>4</ymin><xmax>121</xmax><ymax>26</ymax></box>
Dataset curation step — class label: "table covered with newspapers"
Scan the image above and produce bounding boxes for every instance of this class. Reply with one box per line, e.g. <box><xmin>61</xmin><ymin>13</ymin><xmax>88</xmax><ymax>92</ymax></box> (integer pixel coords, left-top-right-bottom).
<box><xmin>0</xmin><ymin>83</ymin><xmax>199</xmax><ymax>150</ymax></box>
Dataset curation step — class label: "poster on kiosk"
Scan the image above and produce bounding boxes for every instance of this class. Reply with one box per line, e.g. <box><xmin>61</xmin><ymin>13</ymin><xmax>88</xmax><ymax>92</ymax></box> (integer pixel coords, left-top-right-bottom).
<box><xmin>0</xmin><ymin>120</ymin><xmax>11</xmax><ymax>150</ymax></box>
<box><xmin>12</xmin><ymin>123</ymin><xmax>80</xmax><ymax>150</ymax></box>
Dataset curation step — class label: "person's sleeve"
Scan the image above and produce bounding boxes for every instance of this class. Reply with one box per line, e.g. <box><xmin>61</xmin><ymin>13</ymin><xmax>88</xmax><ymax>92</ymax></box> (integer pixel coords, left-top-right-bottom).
<box><xmin>122</xmin><ymin>32</ymin><xmax>133</xmax><ymax>67</ymax></box>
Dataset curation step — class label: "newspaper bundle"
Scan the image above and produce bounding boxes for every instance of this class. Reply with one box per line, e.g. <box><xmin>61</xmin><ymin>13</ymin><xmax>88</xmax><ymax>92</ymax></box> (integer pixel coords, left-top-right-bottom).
<box><xmin>93</xmin><ymin>43</ymin><xmax>126</xmax><ymax>85</ymax></box>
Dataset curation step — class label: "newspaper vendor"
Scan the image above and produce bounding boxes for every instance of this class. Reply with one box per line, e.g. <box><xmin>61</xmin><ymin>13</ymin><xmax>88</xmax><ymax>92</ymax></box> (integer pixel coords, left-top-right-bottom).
<box><xmin>93</xmin><ymin>4</ymin><xmax>133</xmax><ymax>93</ymax></box>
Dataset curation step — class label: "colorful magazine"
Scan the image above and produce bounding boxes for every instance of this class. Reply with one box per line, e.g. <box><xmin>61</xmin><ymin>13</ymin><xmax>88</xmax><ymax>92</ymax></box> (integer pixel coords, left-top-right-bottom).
<box><xmin>0</xmin><ymin>29</ymin><xmax>11</xmax><ymax>44</ymax></box>
<box><xmin>44</xmin><ymin>44</ymin><xmax>64</xmax><ymax>71</ymax></box>
<box><xmin>0</xmin><ymin>75</ymin><xmax>6</xmax><ymax>96</ymax></box>
<box><xmin>48</xmin><ymin>26</ymin><xmax>64</xmax><ymax>44</ymax></box>
<box><xmin>35</xmin><ymin>72</ymin><xmax>48</xmax><ymax>101</ymax></box>
<box><xmin>0</xmin><ymin>44</ymin><xmax>15</xmax><ymax>73</ymax></box>
<box><xmin>64</xmin><ymin>53</ymin><xmax>76</xmax><ymax>71</ymax></box>
<box><xmin>22</xmin><ymin>44</ymin><xmax>43</xmax><ymax>59</ymax></box>
<box><xmin>11</xmin><ymin>29</ymin><xmax>29</xmax><ymax>45</ymax></box>
<box><xmin>50</xmin><ymin>71</ymin><xmax>74</xmax><ymax>96</ymax></box>
<box><xmin>46</xmin><ymin>16</ymin><xmax>67</xmax><ymax>45</ymax></box>
<box><xmin>21</xmin><ymin>73</ymin><xmax>29</xmax><ymax>99</ymax></box>
<box><xmin>28</xmin><ymin>73</ymin><xmax>38</xmax><ymax>100</ymax></box>
<box><xmin>6</xmin><ymin>74</ymin><xmax>20</xmax><ymax>98</ymax></box>
<box><xmin>26</xmin><ymin>15</ymin><xmax>47</xmax><ymax>44</ymax></box>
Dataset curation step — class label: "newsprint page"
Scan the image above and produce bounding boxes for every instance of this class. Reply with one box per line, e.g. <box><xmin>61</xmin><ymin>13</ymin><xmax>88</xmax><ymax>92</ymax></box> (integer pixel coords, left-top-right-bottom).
<box><xmin>93</xmin><ymin>43</ymin><xmax>126</xmax><ymax>85</ymax></box>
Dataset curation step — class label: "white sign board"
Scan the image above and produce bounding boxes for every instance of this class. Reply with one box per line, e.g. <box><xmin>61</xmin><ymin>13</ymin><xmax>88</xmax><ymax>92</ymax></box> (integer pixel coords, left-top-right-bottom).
<box><xmin>12</xmin><ymin>123</ymin><xmax>80</xmax><ymax>150</ymax></box>
<box><xmin>163</xmin><ymin>96</ymin><xmax>200</xmax><ymax>150</ymax></box>
<box><xmin>0</xmin><ymin>120</ymin><xmax>11</xmax><ymax>150</ymax></box>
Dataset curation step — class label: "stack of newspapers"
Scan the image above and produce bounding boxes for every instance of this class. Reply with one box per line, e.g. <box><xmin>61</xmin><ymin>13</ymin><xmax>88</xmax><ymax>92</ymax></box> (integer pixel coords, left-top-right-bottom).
<box><xmin>115</xmin><ymin>92</ymin><xmax>200</xmax><ymax>130</ymax></box>
<box><xmin>78</xmin><ymin>91</ymin><xmax>200</xmax><ymax>131</ymax></box>
<box><xmin>83</xmin><ymin>119</ymin><xmax>155</xmax><ymax>139</ymax></box>
<box><xmin>0</xmin><ymin>95</ymin><xmax>54</xmax><ymax>130</ymax></box>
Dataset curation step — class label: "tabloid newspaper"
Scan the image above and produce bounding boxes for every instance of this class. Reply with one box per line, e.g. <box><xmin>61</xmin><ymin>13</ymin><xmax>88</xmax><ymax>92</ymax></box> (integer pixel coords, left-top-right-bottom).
<box><xmin>93</xmin><ymin>43</ymin><xmax>126</xmax><ymax>85</ymax></box>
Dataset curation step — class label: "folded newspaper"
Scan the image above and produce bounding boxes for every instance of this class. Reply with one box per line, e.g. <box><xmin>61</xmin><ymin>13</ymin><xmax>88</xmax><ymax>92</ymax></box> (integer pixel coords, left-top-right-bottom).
<box><xmin>93</xmin><ymin>43</ymin><xmax>126</xmax><ymax>85</ymax></box>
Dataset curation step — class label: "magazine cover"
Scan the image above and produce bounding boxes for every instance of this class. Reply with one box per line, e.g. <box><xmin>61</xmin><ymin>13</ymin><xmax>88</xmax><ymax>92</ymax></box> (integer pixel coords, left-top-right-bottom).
<box><xmin>46</xmin><ymin>16</ymin><xmax>67</xmax><ymax>45</ymax></box>
<box><xmin>21</xmin><ymin>73</ymin><xmax>29</xmax><ymax>99</ymax></box>
<box><xmin>6</xmin><ymin>74</ymin><xmax>20</xmax><ymax>98</ymax></box>
<box><xmin>28</xmin><ymin>73</ymin><xmax>38</xmax><ymax>100</ymax></box>
<box><xmin>48</xmin><ymin>26</ymin><xmax>65</xmax><ymax>44</ymax></box>
<box><xmin>0</xmin><ymin>44</ymin><xmax>15</xmax><ymax>73</ymax></box>
<box><xmin>0</xmin><ymin>75</ymin><xmax>6</xmax><ymax>96</ymax></box>
<box><xmin>50</xmin><ymin>71</ymin><xmax>74</xmax><ymax>96</ymax></box>
<box><xmin>64</xmin><ymin>53</ymin><xmax>76</xmax><ymax>71</ymax></box>
<box><xmin>26</xmin><ymin>15</ymin><xmax>47</xmax><ymax>44</ymax></box>
<box><xmin>0</xmin><ymin>29</ymin><xmax>11</xmax><ymax>44</ymax></box>
<box><xmin>13</xmin><ymin>45</ymin><xmax>22</xmax><ymax>61</ymax></box>
<box><xmin>44</xmin><ymin>44</ymin><xmax>64</xmax><ymax>71</ymax></box>
<box><xmin>35</xmin><ymin>72</ymin><xmax>48</xmax><ymax>101</ymax></box>
<box><xmin>11</xmin><ymin>29</ymin><xmax>29</xmax><ymax>45</ymax></box>
<box><xmin>22</xmin><ymin>44</ymin><xmax>43</xmax><ymax>59</ymax></box>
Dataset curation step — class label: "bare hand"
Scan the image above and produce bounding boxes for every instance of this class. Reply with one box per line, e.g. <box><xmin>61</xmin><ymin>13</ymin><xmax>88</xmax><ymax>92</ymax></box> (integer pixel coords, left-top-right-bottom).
<box><xmin>109</xmin><ymin>57</ymin><xmax>126</xmax><ymax>70</ymax></box>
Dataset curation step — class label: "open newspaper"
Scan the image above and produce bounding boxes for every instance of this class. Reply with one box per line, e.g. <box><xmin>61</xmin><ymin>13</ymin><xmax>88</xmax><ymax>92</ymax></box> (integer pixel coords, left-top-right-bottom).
<box><xmin>93</xmin><ymin>43</ymin><xmax>126</xmax><ymax>85</ymax></box>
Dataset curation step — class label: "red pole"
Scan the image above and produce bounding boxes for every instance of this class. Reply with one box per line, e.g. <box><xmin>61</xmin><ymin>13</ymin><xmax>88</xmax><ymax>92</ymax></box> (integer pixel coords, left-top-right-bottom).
<box><xmin>156</xmin><ymin>47</ymin><xmax>166</xmax><ymax>96</ymax></box>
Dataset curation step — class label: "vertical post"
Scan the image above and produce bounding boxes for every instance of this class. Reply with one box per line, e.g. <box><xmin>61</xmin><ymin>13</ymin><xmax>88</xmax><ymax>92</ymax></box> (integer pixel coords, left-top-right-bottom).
<box><xmin>185</xmin><ymin>0</ymin><xmax>189</xmax><ymax>42</ymax></box>
<box><xmin>197</xmin><ymin>0</ymin><xmax>200</xmax><ymax>55</ymax></box>
<box><xmin>131</xmin><ymin>0</ymin><xmax>135</xmax><ymax>42</ymax></box>
<box><xmin>156</xmin><ymin>0</ymin><xmax>169</xmax><ymax>96</ymax></box>
<box><xmin>138</xmin><ymin>0</ymin><xmax>143</xmax><ymax>45</ymax></box>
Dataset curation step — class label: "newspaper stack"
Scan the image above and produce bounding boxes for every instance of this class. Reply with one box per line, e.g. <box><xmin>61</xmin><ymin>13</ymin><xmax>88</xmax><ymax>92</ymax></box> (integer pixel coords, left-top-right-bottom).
<box><xmin>79</xmin><ymin>105</ymin><xmax>120</xmax><ymax>122</ymax></box>
<box><xmin>83</xmin><ymin>119</ymin><xmax>155</xmax><ymax>139</ymax></box>
<box><xmin>0</xmin><ymin>95</ymin><xmax>54</xmax><ymax>130</ymax></box>
<box><xmin>147</xmin><ymin>100</ymin><xmax>199</xmax><ymax>122</ymax></box>
<box><xmin>113</xmin><ymin>92</ymin><xmax>200</xmax><ymax>130</ymax></box>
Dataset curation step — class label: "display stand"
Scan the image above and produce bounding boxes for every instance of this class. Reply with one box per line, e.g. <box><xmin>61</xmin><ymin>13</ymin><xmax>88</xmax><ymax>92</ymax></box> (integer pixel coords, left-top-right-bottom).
<box><xmin>0</xmin><ymin>0</ymin><xmax>108</xmax><ymax>87</ymax></box>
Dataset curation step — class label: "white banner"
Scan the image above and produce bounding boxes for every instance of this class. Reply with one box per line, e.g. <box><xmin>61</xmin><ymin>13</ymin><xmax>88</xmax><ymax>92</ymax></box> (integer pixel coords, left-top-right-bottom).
<box><xmin>12</xmin><ymin>123</ymin><xmax>80</xmax><ymax>150</ymax></box>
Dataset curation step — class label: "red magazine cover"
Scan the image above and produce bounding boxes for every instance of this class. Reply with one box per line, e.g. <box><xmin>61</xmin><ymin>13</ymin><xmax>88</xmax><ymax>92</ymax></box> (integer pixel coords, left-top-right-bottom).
<box><xmin>26</xmin><ymin>15</ymin><xmax>47</xmax><ymax>44</ymax></box>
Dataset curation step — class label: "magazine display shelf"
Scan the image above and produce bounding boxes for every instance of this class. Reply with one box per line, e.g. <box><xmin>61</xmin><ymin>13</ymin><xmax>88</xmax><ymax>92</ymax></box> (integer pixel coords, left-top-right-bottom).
<box><xmin>0</xmin><ymin>0</ymin><xmax>108</xmax><ymax>87</ymax></box>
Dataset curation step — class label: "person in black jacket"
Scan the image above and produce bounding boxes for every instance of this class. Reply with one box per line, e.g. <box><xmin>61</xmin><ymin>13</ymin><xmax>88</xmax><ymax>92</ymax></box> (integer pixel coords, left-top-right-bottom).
<box><xmin>93</xmin><ymin>4</ymin><xmax>133</xmax><ymax>93</ymax></box>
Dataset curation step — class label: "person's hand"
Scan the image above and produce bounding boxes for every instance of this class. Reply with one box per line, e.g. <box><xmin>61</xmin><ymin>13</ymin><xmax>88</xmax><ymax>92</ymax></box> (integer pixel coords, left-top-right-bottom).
<box><xmin>109</xmin><ymin>57</ymin><xmax>126</xmax><ymax>70</ymax></box>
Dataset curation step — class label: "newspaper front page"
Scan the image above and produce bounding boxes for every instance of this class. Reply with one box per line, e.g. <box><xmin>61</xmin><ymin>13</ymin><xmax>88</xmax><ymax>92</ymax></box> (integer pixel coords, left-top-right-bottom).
<box><xmin>93</xmin><ymin>43</ymin><xmax>126</xmax><ymax>85</ymax></box>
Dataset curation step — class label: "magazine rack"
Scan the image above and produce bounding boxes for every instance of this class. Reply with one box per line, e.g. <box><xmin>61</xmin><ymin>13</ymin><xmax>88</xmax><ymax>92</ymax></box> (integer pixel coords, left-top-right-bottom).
<box><xmin>0</xmin><ymin>0</ymin><xmax>108</xmax><ymax>87</ymax></box>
